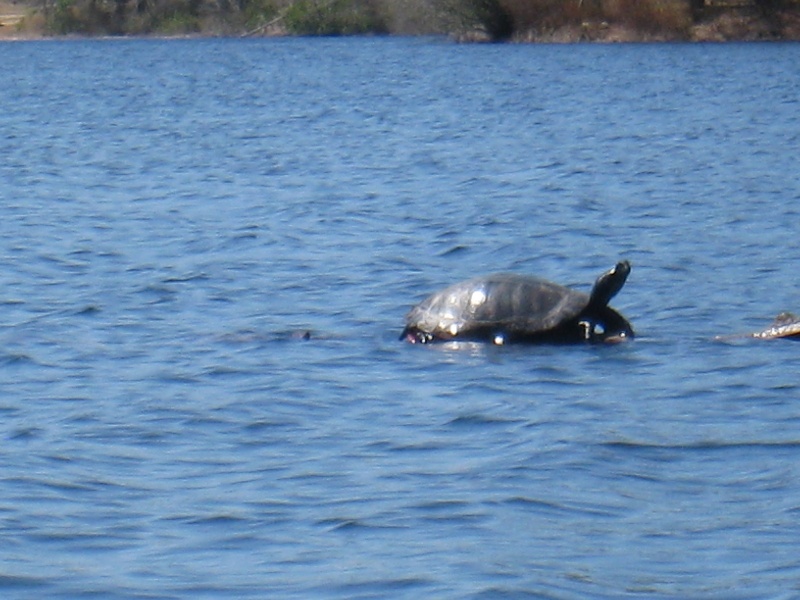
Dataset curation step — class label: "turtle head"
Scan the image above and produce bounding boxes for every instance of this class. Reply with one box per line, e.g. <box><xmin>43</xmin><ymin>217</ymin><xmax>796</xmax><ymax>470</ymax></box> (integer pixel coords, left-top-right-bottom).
<box><xmin>588</xmin><ymin>260</ymin><xmax>630</xmax><ymax>309</ymax></box>
<box><xmin>400</xmin><ymin>326</ymin><xmax>434</xmax><ymax>344</ymax></box>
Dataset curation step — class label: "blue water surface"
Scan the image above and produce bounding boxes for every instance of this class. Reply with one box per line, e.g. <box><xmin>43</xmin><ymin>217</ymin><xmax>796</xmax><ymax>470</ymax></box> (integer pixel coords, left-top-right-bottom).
<box><xmin>1</xmin><ymin>37</ymin><xmax>800</xmax><ymax>599</ymax></box>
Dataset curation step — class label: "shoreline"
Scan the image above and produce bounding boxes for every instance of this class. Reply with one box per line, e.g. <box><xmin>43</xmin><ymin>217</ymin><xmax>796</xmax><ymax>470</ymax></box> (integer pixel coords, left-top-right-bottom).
<box><xmin>3</xmin><ymin>3</ymin><xmax>800</xmax><ymax>43</ymax></box>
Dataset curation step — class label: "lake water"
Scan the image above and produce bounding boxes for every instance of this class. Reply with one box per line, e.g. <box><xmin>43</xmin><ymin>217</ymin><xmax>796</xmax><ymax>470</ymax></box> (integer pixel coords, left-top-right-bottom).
<box><xmin>2</xmin><ymin>36</ymin><xmax>800</xmax><ymax>599</ymax></box>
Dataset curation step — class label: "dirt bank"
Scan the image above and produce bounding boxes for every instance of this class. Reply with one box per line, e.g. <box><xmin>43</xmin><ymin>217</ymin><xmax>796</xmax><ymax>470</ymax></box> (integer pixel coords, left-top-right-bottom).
<box><xmin>510</xmin><ymin>6</ymin><xmax>800</xmax><ymax>43</ymax></box>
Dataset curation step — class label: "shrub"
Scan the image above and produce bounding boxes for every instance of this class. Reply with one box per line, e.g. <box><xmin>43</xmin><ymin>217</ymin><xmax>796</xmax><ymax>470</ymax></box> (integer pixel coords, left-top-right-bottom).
<box><xmin>501</xmin><ymin>0</ymin><xmax>591</xmax><ymax>33</ymax></box>
<box><xmin>283</xmin><ymin>0</ymin><xmax>388</xmax><ymax>35</ymax></box>
<box><xmin>606</xmin><ymin>0</ymin><xmax>693</xmax><ymax>36</ymax></box>
<box><xmin>495</xmin><ymin>0</ymin><xmax>695</xmax><ymax>39</ymax></box>
<box><xmin>47</xmin><ymin>0</ymin><xmax>112</xmax><ymax>33</ymax></box>
<box><xmin>239</xmin><ymin>0</ymin><xmax>280</xmax><ymax>30</ymax></box>
<box><xmin>435</xmin><ymin>0</ymin><xmax>513</xmax><ymax>40</ymax></box>
<box><xmin>124</xmin><ymin>0</ymin><xmax>204</xmax><ymax>34</ymax></box>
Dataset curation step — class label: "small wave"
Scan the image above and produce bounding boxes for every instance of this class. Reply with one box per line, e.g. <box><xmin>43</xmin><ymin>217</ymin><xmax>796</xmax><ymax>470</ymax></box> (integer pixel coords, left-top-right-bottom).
<box><xmin>268</xmin><ymin>329</ymin><xmax>314</xmax><ymax>342</ymax></box>
<box><xmin>0</xmin><ymin>298</ymin><xmax>25</xmax><ymax>306</ymax></box>
<box><xmin>317</xmin><ymin>517</ymin><xmax>404</xmax><ymax>532</ymax></box>
<box><xmin>447</xmin><ymin>413</ymin><xmax>522</xmax><ymax>427</ymax></box>
<box><xmin>468</xmin><ymin>586</ymin><xmax>564</xmax><ymax>600</ymax></box>
<box><xmin>202</xmin><ymin>365</ymin><xmax>255</xmax><ymax>378</ymax></box>
<box><xmin>440</xmin><ymin>244</ymin><xmax>469</xmax><ymax>257</ymax></box>
<box><xmin>374</xmin><ymin>440</ymin><xmax>449</xmax><ymax>453</ymax></box>
<box><xmin>8</xmin><ymin>427</ymin><xmax>42</xmax><ymax>441</ymax></box>
<box><xmin>317</xmin><ymin>517</ymin><xmax>367</xmax><ymax>531</ymax></box>
<box><xmin>603</xmin><ymin>439</ymin><xmax>800</xmax><ymax>452</ymax></box>
<box><xmin>242</xmin><ymin>419</ymin><xmax>301</xmax><ymax>433</ymax></box>
<box><xmin>321</xmin><ymin>576</ymin><xmax>434</xmax><ymax>597</ymax></box>
<box><xmin>154</xmin><ymin>371</ymin><xmax>201</xmax><ymax>385</ymax></box>
<box><xmin>0</xmin><ymin>353</ymin><xmax>39</xmax><ymax>367</ymax></box>
<box><xmin>502</xmin><ymin>496</ymin><xmax>567</xmax><ymax>513</ymax></box>
<box><xmin>182</xmin><ymin>514</ymin><xmax>253</xmax><ymax>527</ymax></box>
<box><xmin>136</xmin><ymin>283</ymin><xmax>177</xmax><ymax>304</ymax></box>
<box><xmin>162</xmin><ymin>272</ymin><xmax>210</xmax><ymax>284</ymax></box>
<box><xmin>217</xmin><ymin>329</ymin><xmax>317</xmax><ymax>345</ymax></box>
<box><xmin>499</xmin><ymin>495</ymin><xmax>621</xmax><ymax>519</ymax></box>
<box><xmin>0</xmin><ymin>573</ymin><xmax>51</xmax><ymax>591</ymax></box>
<box><xmin>75</xmin><ymin>305</ymin><xmax>101</xmax><ymax>316</ymax></box>
<box><xmin>411</xmin><ymin>499</ymin><xmax>472</xmax><ymax>512</ymax></box>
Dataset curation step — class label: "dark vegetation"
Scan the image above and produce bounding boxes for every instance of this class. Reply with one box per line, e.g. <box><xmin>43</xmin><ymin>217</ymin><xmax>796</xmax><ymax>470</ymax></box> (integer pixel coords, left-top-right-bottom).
<box><xmin>27</xmin><ymin>0</ymin><xmax>437</xmax><ymax>36</ymax></box>
<box><xmin>442</xmin><ymin>0</ymin><xmax>800</xmax><ymax>42</ymax></box>
<box><xmin>9</xmin><ymin>0</ymin><xmax>800</xmax><ymax>40</ymax></box>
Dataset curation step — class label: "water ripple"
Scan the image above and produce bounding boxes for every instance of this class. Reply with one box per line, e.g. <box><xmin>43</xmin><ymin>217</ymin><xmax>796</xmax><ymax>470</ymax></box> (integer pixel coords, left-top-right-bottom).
<box><xmin>2</xmin><ymin>38</ymin><xmax>800</xmax><ymax>600</ymax></box>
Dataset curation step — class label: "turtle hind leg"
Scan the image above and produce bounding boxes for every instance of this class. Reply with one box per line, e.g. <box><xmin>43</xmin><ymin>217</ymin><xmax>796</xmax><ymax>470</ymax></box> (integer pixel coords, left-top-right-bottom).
<box><xmin>584</xmin><ymin>307</ymin><xmax>634</xmax><ymax>343</ymax></box>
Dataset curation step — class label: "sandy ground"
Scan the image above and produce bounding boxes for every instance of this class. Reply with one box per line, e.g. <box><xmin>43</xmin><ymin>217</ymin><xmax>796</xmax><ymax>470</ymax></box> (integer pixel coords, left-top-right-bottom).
<box><xmin>0</xmin><ymin>0</ymin><xmax>39</xmax><ymax>38</ymax></box>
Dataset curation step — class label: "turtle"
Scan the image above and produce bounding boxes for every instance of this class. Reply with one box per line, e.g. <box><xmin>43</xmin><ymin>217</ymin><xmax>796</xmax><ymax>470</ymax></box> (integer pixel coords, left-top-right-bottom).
<box><xmin>751</xmin><ymin>312</ymin><xmax>800</xmax><ymax>340</ymax></box>
<box><xmin>400</xmin><ymin>261</ymin><xmax>634</xmax><ymax>345</ymax></box>
<box><xmin>715</xmin><ymin>311</ymin><xmax>800</xmax><ymax>342</ymax></box>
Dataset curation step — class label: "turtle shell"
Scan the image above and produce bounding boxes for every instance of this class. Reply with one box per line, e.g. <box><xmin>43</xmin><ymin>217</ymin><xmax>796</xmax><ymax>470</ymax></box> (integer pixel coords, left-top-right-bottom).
<box><xmin>403</xmin><ymin>274</ymin><xmax>591</xmax><ymax>342</ymax></box>
<box><xmin>751</xmin><ymin>312</ymin><xmax>800</xmax><ymax>340</ymax></box>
